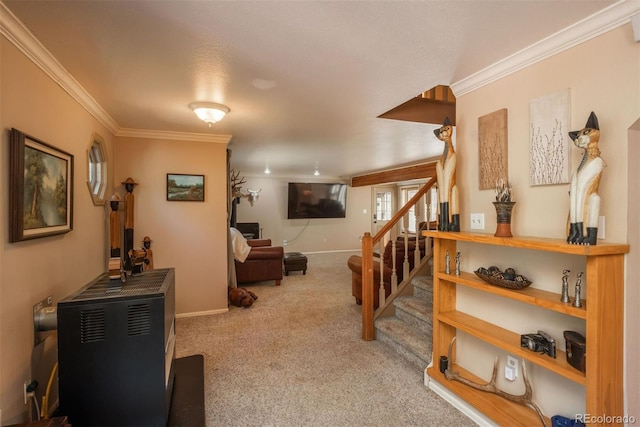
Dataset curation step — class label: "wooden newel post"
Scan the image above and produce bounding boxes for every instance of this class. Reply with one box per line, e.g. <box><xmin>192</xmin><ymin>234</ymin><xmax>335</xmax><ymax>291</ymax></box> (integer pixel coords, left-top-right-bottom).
<box><xmin>361</xmin><ymin>232</ymin><xmax>375</xmax><ymax>340</ymax></box>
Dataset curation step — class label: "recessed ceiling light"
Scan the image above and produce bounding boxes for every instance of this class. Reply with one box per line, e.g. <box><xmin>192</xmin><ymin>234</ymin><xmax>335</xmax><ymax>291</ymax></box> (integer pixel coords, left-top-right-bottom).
<box><xmin>251</xmin><ymin>79</ymin><xmax>277</xmax><ymax>90</ymax></box>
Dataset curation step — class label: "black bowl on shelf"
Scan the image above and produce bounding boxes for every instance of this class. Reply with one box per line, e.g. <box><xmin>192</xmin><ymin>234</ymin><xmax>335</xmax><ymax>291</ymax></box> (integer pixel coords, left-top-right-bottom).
<box><xmin>474</xmin><ymin>268</ymin><xmax>532</xmax><ymax>290</ymax></box>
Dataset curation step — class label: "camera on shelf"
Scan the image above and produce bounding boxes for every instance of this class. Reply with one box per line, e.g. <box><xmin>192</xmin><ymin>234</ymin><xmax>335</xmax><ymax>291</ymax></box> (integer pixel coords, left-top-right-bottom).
<box><xmin>520</xmin><ymin>330</ymin><xmax>556</xmax><ymax>358</ymax></box>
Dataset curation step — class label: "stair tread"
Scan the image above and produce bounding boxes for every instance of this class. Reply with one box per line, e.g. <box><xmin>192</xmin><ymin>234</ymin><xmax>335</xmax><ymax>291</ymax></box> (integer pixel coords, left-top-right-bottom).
<box><xmin>411</xmin><ymin>275</ymin><xmax>433</xmax><ymax>290</ymax></box>
<box><xmin>395</xmin><ymin>295</ymin><xmax>432</xmax><ymax>321</ymax></box>
<box><xmin>375</xmin><ymin>316</ymin><xmax>432</xmax><ymax>359</ymax></box>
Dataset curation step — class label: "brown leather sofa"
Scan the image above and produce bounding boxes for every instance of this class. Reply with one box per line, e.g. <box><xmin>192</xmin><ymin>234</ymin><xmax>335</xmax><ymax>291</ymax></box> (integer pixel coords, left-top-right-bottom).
<box><xmin>235</xmin><ymin>239</ymin><xmax>284</xmax><ymax>286</ymax></box>
<box><xmin>348</xmin><ymin>237</ymin><xmax>427</xmax><ymax>308</ymax></box>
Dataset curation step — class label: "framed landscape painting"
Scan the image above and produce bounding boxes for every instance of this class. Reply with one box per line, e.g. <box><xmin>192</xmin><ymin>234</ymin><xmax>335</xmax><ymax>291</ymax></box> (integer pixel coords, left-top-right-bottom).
<box><xmin>9</xmin><ymin>128</ymin><xmax>74</xmax><ymax>242</ymax></box>
<box><xmin>167</xmin><ymin>173</ymin><xmax>205</xmax><ymax>201</ymax></box>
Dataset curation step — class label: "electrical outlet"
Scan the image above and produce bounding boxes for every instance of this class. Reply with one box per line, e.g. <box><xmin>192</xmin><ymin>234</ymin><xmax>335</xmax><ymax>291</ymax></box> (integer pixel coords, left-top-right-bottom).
<box><xmin>283</xmin><ymin>240</ymin><xmax>288</xmax><ymax>246</ymax></box>
<box><xmin>505</xmin><ymin>355</ymin><xmax>518</xmax><ymax>381</ymax></box>
<box><xmin>470</xmin><ymin>213</ymin><xmax>485</xmax><ymax>230</ymax></box>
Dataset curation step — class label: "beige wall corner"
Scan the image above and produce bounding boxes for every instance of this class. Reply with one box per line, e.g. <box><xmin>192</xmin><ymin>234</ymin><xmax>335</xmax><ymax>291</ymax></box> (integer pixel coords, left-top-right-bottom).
<box><xmin>113</xmin><ymin>136</ymin><xmax>229</xmax><ymax>315</ymax></box>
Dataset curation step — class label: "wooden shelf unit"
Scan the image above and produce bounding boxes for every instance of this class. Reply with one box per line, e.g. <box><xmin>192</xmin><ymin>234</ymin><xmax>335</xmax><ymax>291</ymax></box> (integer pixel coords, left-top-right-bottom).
<box><xmin>424</xmin><ymin>231</ymin><xmax>629</xmax><ymax>426</ymax></box>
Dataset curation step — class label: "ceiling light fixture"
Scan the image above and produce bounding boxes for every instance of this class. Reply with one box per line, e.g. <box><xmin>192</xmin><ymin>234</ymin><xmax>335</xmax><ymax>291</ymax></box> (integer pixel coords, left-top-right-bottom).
<box><xmin>314</xmin><ymin>169</ymin><xmax>320</xmax><ymax>176</ymax></box>
<box><xmin>189</xmin><ymin>102</ymin><xmax>230</xmax><ymax>126</ymax></box>
<box><xmin>264</xmin><ymin>166</ymin><xmax>271</xmax><ymax>174</ymax></box>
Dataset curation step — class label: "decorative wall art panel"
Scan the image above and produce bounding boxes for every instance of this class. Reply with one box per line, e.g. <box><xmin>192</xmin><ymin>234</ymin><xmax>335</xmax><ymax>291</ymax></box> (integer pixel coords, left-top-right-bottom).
<box><xmin>529</xmin><ymin>89</ymin><xmax>571</xmax><ymax>186</ymax></box>
<box><xmin>478</xmin><ymin>108</ymin><xmax>508</xmax><ymax>190</ymax></box>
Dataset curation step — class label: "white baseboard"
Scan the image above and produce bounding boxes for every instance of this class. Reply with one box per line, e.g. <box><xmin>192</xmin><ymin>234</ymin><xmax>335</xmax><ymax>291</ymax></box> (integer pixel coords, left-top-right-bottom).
<box><xmin>176</xmin><ymin>308</ymin><xmax>228</xmax><ymax>318</ymax></box>
<box><xmin>424</xmin><ymin>368</ymin><xmax>499</xmax><ymax>427</ymax></box>
<box><xmin>303</xmin><ymin>249</ymin><xmax>361</xmax><ymax>254</ymax></box>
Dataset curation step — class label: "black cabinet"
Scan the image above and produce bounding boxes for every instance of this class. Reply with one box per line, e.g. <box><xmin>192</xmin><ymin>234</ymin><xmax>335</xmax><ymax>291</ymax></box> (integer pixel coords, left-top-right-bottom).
<box><xmin>57</xmin><ymin>268</ymin><xmax>176</xmax><ymax>427</ymax></box>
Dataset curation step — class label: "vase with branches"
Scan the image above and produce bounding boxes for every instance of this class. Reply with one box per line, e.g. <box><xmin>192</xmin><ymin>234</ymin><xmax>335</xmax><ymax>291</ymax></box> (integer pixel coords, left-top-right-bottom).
<box><xmin>493</xmin><ymin>178</ymin><xmax>515</xmax><ymax>237</ymax></box>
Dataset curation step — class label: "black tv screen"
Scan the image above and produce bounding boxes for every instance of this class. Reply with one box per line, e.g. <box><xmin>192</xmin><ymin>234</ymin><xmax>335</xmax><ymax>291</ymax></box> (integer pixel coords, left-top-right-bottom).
<box><xmin>287</xmin><ymin>183</ymin><xmax>347</xmax><ymax>219</ymax></box>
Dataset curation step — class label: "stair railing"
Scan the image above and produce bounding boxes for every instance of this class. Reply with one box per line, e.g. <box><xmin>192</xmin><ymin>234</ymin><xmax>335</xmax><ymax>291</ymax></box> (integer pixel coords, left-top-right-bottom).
<box><xmin>361</xmin><ymin>176</ymin><xmax>437</xmax><ymax>340</ymax></box>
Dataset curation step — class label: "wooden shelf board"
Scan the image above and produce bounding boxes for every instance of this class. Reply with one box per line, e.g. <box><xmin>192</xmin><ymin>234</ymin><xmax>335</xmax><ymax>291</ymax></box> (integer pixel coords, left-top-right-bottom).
<box><xmin>423</xmin><ymin>231</ymin><xmax>629</xmax><ymax>256</ymax></box>
<box><xmin>438</xmin><ymin>310</ymin><xmax>586</xmax><ymax>385</ymax></box>
<box><xmin>437</xmin><ymin>271</ymin><xmax>587</xmax><ymax>319</ymax></box>
<box><xmin>427</xmin><ymin>366</ymin><xmax>550</xmax><ymax>427</ymax></box>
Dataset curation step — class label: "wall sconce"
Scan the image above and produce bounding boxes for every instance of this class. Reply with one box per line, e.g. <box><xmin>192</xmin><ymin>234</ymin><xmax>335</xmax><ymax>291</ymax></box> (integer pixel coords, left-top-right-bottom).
<box><xmin>189</xmin><ymin>102</ymin><xmax>230</xmax><ymax>126</ymax></box>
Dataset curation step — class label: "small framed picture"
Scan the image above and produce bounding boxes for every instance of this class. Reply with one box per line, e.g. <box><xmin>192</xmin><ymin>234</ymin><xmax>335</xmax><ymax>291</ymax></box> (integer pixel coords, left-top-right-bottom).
<box><xmin>9</xmin><ymin>128</ymin><xmax>74</xmax><ymax>242</ymax></box>
<box><xmin>166</xmin><ymin>173</ymin><xmax>205</xmax><ymax>202</ymax></box>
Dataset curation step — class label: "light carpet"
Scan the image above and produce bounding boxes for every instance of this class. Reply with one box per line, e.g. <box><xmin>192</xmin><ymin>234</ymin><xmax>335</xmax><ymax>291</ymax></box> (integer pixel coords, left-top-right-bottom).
<box><xmin>175</xmin><ymin>251</ymin><xmax>476</xmax><ymax>426</ymax></box>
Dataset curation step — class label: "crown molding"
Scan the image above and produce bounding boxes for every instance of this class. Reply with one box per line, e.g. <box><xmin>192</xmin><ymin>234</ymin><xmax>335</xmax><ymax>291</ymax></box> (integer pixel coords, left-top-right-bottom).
<box><xmin>451</xmin><ymin>0</ymin><xmax>640</xmax><ymax>97</ymax></box>
<box><xmin>3</xmin><ymin>1</ymin><xmax>638</xmax><ymax>133</ymax></box>
<box><xmin>0</xmin><ymin>2</ymin><xmax>233</xmax><ymax>143</ymax></box>
<box><xmin>116</xmin><ymin>128</ymin><xmax>232</xmax><ymax>144</ymax></box>
<box><xmin>0</xmin><ymin>2</ymin><xmax>120</xmax><ymax>134</ymax></box>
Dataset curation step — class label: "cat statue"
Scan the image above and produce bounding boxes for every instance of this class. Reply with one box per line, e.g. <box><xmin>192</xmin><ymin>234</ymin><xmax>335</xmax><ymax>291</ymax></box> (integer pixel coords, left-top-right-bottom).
<box><xmin>567</xmin><ymin>111</ymin><xmax>604</xmax><ymax>245</ymax></box>
<box><xmin>434</xmin><ymin>117</ymin><xmax>460</xmax><ymax>232</ymax></box>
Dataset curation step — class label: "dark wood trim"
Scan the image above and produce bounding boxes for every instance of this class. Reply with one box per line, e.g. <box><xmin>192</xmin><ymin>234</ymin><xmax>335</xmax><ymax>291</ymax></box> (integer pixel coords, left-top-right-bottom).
<box><xmin>351</xmin><ymin>162</ymin><xmax>436</xmax><ymax>187</ymax></box>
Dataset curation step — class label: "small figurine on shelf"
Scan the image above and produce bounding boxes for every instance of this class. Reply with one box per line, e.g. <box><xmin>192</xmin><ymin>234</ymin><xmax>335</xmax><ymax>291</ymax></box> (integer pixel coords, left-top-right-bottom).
<box><xmin>122</xmin><ymin>177</ymin><xmax>138</xmax><ymax>270</ymax></box>
<box><xmin>573</xmin><ymin>272</ymin><xmax>584</xmax><ymax>308</ymax></box>
<box><xmin>561</xmin><ymin>269</ymin><xmax>571</xmax><ymax>303</ymax></box>
<box><xmin>108</xmin><ymin>193</ymin><xmax>123</xmax><ymax>280</ymax></box>
<box><xmin>455</xmin><ymin>252</ymin><xmax>461</xmax><ymax>276</ymax></box>
<box><xmin>445</xmin><ymin>250</ymin><xmax>451</xmax><ymax>274</ymax></box>
<box><xmin>142</xmin><ymin>236</ymin><xmax>154</xmax><ymax>270</ymax></box>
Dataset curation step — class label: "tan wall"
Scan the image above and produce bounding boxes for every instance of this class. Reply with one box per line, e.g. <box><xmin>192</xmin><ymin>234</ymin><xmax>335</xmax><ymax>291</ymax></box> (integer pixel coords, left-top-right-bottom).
<box><xmin>0</xmin><ymin>38</ymin><xmax>115</xmax><ymax>424</ymax></box>
<box><xmin>235</xmin><ymin>175</ymin><xmax>370</xmax><ymax>252</ymax></box>
<box><xmin>453</xmin><ymin>25</ymin><xmax>638</xmax><ymax>418</ymax></box>
<box><xmin>113</xmin><ymin>136</ymin><xmax>229</xmax><ymax>316</ymax></box>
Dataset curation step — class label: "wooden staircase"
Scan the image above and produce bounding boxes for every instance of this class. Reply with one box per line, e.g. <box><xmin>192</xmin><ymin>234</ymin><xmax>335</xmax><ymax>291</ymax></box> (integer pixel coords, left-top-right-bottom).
<box><xmin>374</xmin><ymin>275</ymin><xmax>434</xmax><ymax>371</ymax></box>
<box><xmin>359</xmin><ymin>175</ymin><xmax>437</xmax><ymax>370</ymax></box>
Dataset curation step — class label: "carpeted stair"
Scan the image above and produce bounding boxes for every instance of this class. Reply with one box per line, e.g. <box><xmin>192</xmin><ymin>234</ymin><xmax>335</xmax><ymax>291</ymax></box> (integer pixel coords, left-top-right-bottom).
<box><xmin>374</xmin><ymin>275</ymin><xmax>434</xmax><ymax>371</ymax></box>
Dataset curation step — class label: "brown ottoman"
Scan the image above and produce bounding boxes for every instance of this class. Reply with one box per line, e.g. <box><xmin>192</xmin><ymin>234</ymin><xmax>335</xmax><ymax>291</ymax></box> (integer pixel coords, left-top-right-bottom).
<box><xmin>283</xmin><ymin>252</ymin><xmax>308</xmax><ymax>276</ymax></box>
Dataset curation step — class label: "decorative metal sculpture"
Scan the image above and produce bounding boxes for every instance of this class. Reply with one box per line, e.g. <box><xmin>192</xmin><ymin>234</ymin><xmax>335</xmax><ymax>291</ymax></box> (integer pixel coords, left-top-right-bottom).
<box><xmin>560</xmin><ymin>269</ymin><xmax>571</xmax><ymax>303</ymax></box>
<box><xmin>455</xmin><ymin>252</ymin><xmax>461</xmax><ymax>276</ymax></box>
<box><xmin>445</xmin><ymin>250</ymin><xmax>451</xmax><ymax>274</ymax></box>
<box><xmin>573</xmin><ymin>272</ymin><xmax>583</xmax><ymax>308</ymax></box>
<box><xmin>444</xmin><ymin>337</ymin><xmax>547</xmax><ymax>427</ymax></box>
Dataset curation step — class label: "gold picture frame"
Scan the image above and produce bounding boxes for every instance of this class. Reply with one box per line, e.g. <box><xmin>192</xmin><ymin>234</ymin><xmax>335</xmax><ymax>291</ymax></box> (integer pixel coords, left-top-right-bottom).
<box><xmin>9</xmin><ymin>128</ymin><xmax>74</xmax><ymax>242</ymax></box>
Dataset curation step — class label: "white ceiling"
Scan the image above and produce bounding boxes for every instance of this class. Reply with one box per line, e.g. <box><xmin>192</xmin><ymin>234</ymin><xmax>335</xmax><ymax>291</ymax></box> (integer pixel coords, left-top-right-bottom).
<box><xmin>2</xmin><ymin>0</ymin><xmax>624</xmax><ymax>180</ymax></box>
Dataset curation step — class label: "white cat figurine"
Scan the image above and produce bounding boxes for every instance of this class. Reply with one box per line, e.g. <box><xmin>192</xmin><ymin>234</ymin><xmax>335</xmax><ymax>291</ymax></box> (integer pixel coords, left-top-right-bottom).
<box><xmin>567</xmin><ymin>112</ymin><xmax>604</xmax><ymax>245</ymax></box>
<box><xmin>434</xmin><ymin>117</ymin><xmax>460</xmax><ymax>232</ymax></box>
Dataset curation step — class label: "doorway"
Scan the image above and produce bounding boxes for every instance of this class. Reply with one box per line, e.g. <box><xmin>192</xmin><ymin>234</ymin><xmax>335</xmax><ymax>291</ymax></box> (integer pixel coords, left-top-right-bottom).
<box><xmin>371</xmin><ymin>186</ymin><xmax>396</xmax><ymax>240</ymax></box>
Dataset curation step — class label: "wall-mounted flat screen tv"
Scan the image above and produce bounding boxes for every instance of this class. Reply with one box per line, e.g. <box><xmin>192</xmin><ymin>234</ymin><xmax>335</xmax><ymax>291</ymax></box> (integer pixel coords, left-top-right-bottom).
<box><xmin>287</xmin><ymin>182</ymin><xmax>347</xmax><ymax>219</ymax></box>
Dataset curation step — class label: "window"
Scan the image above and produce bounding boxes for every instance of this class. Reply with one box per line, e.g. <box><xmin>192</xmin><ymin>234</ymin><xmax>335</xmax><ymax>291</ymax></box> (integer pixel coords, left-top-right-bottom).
<box><xmin>87</xmin><ymin>133</ymin><xmax>108</xmax><ymax>205</ymax></box>
<box><xmin>400</xmin><ymin>185</ymin><xmax>419</xmax><ymax>232</ymax></box>
<box><xmin>427</xmin><ymin>186</ymin><xmax>438</xmax><ymax>222</ymax></box>
<box><xmin>375</xmin><ymin>190</ymin><xmax>392</xmax><ymax>221</ymax></box>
